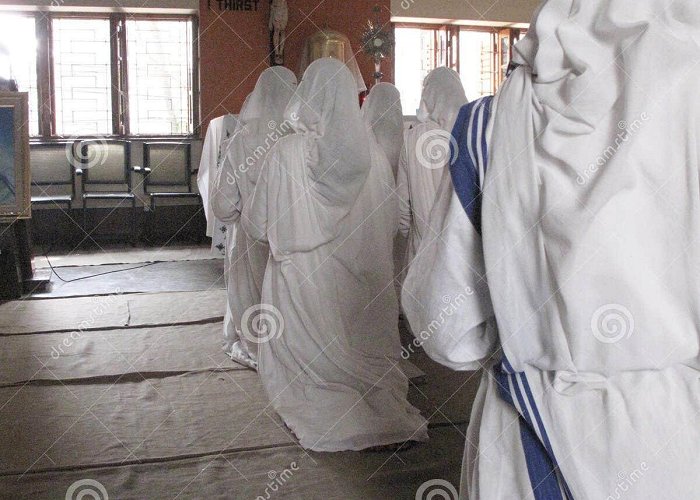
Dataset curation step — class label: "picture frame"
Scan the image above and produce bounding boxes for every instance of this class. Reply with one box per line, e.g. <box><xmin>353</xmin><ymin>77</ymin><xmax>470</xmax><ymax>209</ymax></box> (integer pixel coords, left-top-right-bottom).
<box><xmin>0</xmin><ymin>91</ymin><xmax>30</xmax><ymax>221</ymax></box>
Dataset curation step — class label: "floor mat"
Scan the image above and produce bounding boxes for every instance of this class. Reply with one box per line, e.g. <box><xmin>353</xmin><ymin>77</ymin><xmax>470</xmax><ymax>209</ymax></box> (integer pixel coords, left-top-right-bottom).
<box><xmin>33</xmin><ymin>244</ymin><xmax>220</xmax><ymax>269</ymax></box>
<box><xmin>32</xmin><ymin>260</ymin><xmax>225</xmax><ymax>299</ymax></box>
<box><xmin>0</xmin><ymin>427</ymin><xmax>464</xmax><ymax>500</ymax></box>
<box><xmin>0</xmin><ymin>370</ymin><xmax>293</xmax><ymax>475</ymax></box>
<box><xmin>0</xmin><ymin>347</ymin><xmax>475</xmax><ymax>476</ymax></box>
<box><xmin>0</xmin><ymin>322</ymin><xmax>246</xmax><ymax>387</ymax></box>
<box><xmin>1</xmin><ymin>251</ymin><xmax>476</xmax><ymax>499</ymax></box>
<box><xmin>0</xmin><ymin>290</ymin><xmax>227</xmax><ymax>335</ymax></box>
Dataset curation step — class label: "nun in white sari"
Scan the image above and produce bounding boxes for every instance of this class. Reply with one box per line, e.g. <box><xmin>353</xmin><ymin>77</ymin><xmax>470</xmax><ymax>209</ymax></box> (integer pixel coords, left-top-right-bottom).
<box><xmin>212</xmin><ymin>66</ymin><xmax>297</xmax><ymax>369</ymax></box>
<box><xmin>397</xmin><ymin>67</ymin><xmax>467</xmax><ymax>271</ymax></box>
<box><xmin>405</xmin><ymin>1</ymin><xmax>700</xmax><ymax>498</ymax></box>
<box><xmin>244</xmin><ymin>58</ymin><xmax>428</xmax><ymax>452</ymax></box>
<box><xmin>362</xmin><ymin>82</ymin><xmax>404</xmax><ymax>178</ymax></box>
<box><xmin>362</xmin><ymin>83</ymin><xmax>407</xmax><ymax>298</ymax></box>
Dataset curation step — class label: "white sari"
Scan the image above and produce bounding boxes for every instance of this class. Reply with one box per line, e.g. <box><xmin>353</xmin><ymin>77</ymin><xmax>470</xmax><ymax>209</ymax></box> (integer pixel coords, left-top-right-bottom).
<box><xmin>362</xmin><ymin>82</ymin><xmax>404</xmax><ymax>178</ymax></box>
<box><xmin>212</xmin><ymin>66</ymin><xmax>297</xmax><ymax>368</ymax></box>
<box><xmin>362</xmin><ymin>82</ymin><xmax>407</xmax><ymax>298</ymax></box>
<box><xmin>405</xmin><ymin>1</ymin><xmax>700</xmax><ymax>498</ymax></box>
<box><xmin>397</xmin><ymin>67</ymin><xmax>467</xmax><ymax>271</ymax></box>
<box><xmin>244</xmin><ymin>58</ymin><xmax>428</xmax><ymax>452</ymax></box>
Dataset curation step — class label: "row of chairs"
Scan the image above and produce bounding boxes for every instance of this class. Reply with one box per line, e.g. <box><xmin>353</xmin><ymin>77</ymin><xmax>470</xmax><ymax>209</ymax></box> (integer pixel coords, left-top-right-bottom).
<box><xmin>30</xmin><ymin>140</ymin><xmax>200</xmax><ymax>241</ymax></box>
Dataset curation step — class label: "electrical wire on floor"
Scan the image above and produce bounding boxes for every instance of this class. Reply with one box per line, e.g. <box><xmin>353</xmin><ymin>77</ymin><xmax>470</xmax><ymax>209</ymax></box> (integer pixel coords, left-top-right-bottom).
<box><xmin>43</xmin><ymin>246</ymin><xmax>160</xmax><ymax>284</ymax></box>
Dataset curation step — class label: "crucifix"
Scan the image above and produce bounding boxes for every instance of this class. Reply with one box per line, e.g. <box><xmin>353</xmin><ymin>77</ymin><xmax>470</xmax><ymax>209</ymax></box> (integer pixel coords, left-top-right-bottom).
<box><xmin>269</xmin><ymin>0</ymin><xmax>288</xmax><ymax>65</ymax></box>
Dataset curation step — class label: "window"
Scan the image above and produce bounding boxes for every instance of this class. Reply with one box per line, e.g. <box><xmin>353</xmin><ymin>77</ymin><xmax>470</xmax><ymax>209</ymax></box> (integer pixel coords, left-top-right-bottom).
<box><xmin>394</xmin><ymin>27</ymin><xmax>436</xmax><ymax>115</ymax></box>
<box><xmin>126</xmin><ymin>19</ymin><xmax>193</xmax><ymax>135</ymax></box>
<box><xmin>0</xmin><ymin>14</ymin><xmax>39</xmax><ymax>136</ymax></box>
<box><xmin>458</xmin><ymin>30</ymin><xmax>494</xmax><ymax>102</ymax></box>
<box><xmin>0</xmin><ymin>11</ymin><xmax>197</xmax><ymax>138</ymax></box>
<box><xmin>52</xmin><ymin>18</ymin><xmax>113</xmax><ymax>136</ymax></box>
<box><xmin>394</xmin><ymin>25</ymin><xmax>525</xmax><ymax>115</ymax></box>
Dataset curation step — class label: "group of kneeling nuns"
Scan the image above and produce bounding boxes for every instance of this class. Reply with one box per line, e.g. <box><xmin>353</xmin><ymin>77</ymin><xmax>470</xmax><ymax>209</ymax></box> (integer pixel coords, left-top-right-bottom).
<box><xmin>211</xmin><ymin>1</ymin><xmax>700</xmax><ymax>496</ymax></box>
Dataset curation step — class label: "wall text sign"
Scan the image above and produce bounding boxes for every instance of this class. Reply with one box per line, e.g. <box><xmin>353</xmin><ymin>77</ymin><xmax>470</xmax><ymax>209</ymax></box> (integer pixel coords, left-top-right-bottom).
<box><xmin>208</xmin><ymin>0</ymin><xmax>261</xmax><ymax>11</ymax></box>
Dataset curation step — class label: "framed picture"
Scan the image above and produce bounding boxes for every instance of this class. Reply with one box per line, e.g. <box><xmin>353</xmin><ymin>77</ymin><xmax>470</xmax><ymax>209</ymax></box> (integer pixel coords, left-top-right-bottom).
<box><xmin>0</xmin><ymin>92</ymin><xmax>30</xmax><ymax>221</ymax></box>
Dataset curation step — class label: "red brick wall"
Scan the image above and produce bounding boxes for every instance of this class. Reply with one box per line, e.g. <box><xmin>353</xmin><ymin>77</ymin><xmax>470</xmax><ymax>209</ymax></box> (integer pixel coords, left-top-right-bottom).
<box><xmin>198</xmin><ymin>0</ymin><xmax>393</xmax><ymax>134</ymax></box>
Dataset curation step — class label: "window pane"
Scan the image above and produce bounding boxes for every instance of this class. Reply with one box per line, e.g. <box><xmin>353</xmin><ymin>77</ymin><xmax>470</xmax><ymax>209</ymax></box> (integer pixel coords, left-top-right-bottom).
<box><xmin>459</xmin><ymin>31</ymin><xmax>494</xmax><ymax>100</ymax></box>
<box><xmin>0</xmin><ymin>14</ymin><xmax>39</xmax><ymax>136</ymax></box>
<box><xmin>126</xmin><ymin>19</ymin><xmax>193</xmax><ymax>135</ymax></box>
<box><xmin>52</xmin><ymin>18</ymin><xmax>112</xmax><ymax>136</ymax></box>
<box><xmin>394</xmin><ymin>27</ymin><xmax>437</xmax><ymax>116</ymax></box>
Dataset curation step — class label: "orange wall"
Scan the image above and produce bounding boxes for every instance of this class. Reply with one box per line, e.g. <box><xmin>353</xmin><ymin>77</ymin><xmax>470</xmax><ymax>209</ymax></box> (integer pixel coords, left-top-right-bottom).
<box><xmin>198</xmin><ymin>0</ymin><xmax>392</xmax><ymax>134</ymax></box>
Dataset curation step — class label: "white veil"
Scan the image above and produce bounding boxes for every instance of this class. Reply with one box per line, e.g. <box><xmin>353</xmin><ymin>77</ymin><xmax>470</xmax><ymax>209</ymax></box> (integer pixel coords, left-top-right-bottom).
<box><xmin>362</xmin><ymin>82</ymin><xmax>404</xmax><ymax>176</ymax></box>
<box><xmin>484</xmin><ymin>0</ymin><xmax>700</xmax><ymax>374</ymax></box>
<box><xmin>212</xmin><ymin>66</ymin><xmax>297</xmax><ymax>223</ymax></box>
<box><xmin>417</xmin><ymin>67</ymin><xmax>467</xmax><ymax>132</ymax></box>
<box><xmin>285</xmin><ymin>57</ymin><xmax>371</xmax><ymax>210</ymax></box>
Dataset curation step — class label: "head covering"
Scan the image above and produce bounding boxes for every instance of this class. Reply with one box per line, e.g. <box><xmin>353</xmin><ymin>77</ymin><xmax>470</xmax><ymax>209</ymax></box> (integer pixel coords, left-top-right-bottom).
<box><xmin>233</xmin><ymin>94</ymin><xmax>250</xmax><ymax>131</ymax></box>
<box><xmin>246</xmin><ymin>58</ymin><xmax>372</xmax><ymax>254</ymax></box>
<box><xmin>212</xmin><ymin>66</ymin><xmax>297</xmax><ymax>223</ymax></box>
<box><xmin>238</xmin><ymin>66</ymin><xmax>297</xmax><ymax>135</ymax></box>
<box><xmin>233</xmin><ymin>66</ymin><xmax>297</xmax><ymax>162</ymax></box>
<box><xmin>483</xmin><ymin>0</ymin><xmax>700</xmax><ymax>375</ymax></box>
<box><xmin>416</xmin><ymin>67</ymin><xmax>468</xmax><ymax>131</ymax></box>
<box><xmin>362</xmin><ymin>83</ymin><xmax>404</xmax><ymax>176</ymax></box>
<box><xmin>285</xmin><ymin>57</ymin><xmax>370</xmax><ymax>206</ymax></box>
<box><xmin>298</xmin><ymin>30</ymin><xmax>366</xmax><ymax>92</ymax></box>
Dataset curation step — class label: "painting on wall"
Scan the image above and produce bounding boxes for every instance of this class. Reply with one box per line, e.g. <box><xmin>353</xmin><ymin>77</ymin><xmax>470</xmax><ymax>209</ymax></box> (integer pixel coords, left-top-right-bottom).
<box><xmin>0</xmin><ymin>92</ymin><xmax>30</xmax><ymax>221</ymax></box>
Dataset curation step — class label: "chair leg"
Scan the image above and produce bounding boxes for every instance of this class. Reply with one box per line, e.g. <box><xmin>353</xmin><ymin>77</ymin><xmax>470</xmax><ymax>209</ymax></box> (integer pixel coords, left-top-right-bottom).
<box><xmin>143</xmin><ymin>212</ymin><xmax>149</xmax><ymax>247</ymax></box>
<box><xmin>152</xmin><ymin>201</ymin><xmax>157</xmax><ymax>245</ymax></box>
<box><xmin>130</xmin><ymin>200</ymin><xmax>137</xmax><ymax>247</ymax></box>
<box><xmin>144</xmin><ymin>200</ymin><xmax>153</xmax><ymax>246</ymax></box>
<box><xmin>82</xmin><ymin>202</ymin><xmax>88</xmax><ymax>246</ymax></box>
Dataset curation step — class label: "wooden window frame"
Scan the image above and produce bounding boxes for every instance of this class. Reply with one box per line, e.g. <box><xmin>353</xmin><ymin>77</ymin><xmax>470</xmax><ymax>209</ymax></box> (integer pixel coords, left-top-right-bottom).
<box><xmin>394</xmin><ymin>23</ymin><xmax>522</xmax><ymax>95</ymax></box>
<box><xmin>120</xmin><ymin>14</ymin><xmax>198</xmax><ymax>138</ymax></box>
<box><xmin>17</xmin><ymin>11</ymin><xmax>199</xmax><ymax>140</ymax></box>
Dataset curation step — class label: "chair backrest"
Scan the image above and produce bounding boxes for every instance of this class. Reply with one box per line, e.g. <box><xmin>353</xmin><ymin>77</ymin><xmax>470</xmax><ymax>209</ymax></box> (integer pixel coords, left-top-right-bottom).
<box><xmin>29</xmin><ymin>142</ymin><xmax>75</xmax><ymax>198</ymax></box>
<box><xmin>142</xmin><ymin>142</ymin><xmax>192</xmax><ymax>193</ymax></box>
<box><xmin>79</xmin><ymin>140</ymin><xmax>131</xmax><ymax>192</ymax></box>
